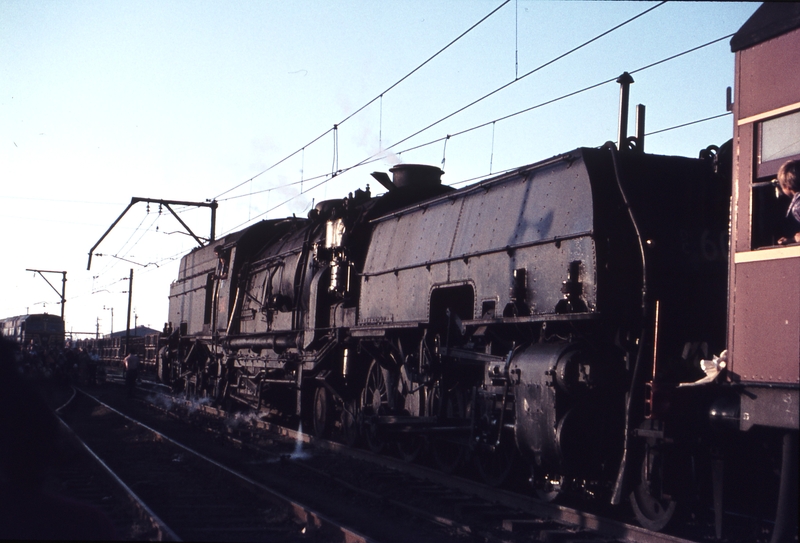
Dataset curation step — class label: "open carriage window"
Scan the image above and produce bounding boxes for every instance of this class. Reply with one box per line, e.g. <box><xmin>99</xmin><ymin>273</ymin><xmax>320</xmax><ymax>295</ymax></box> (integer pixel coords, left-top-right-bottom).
<box><xmin>751</xmin><ymin>110</ymin><xmax>800</xmax><ymax>249</ymax></box>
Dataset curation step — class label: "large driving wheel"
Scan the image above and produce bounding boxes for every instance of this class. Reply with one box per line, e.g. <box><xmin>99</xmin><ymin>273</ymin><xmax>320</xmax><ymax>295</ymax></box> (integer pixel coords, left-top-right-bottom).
<box><xmin>312</xmin><ymin>386</ymin><xmax>334</xmax><ymax>439</ymax></box>
<box><xmin>395</xmin><ymin>365</ymin><xmax>425</xmax><ymax>462</ymax></box>
<box><xmin>362</xmin><ymin>359</ymin><xmax>389</xmax><ymax>453</ymax></box>
<box><xmin>630</xmin><ymin>447</ymin><xmax>677</xmax><ymax>531</ymax></box>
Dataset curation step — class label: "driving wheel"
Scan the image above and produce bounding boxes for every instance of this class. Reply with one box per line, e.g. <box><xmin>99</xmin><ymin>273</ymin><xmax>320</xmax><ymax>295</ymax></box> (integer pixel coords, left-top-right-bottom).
<box><xmin>312</xmin><ymin>385</ymin><xmax>334</xmax><ymax>439</ymax></box>
<box><xmin>362</xmin><ymin>359</ymin><xmax>388</xmax><ymax>453</ymax></box>
<box><xmin>630</xmin><ymin>447</ymin><xmax>677</xmax><ymax>531</ymax></box>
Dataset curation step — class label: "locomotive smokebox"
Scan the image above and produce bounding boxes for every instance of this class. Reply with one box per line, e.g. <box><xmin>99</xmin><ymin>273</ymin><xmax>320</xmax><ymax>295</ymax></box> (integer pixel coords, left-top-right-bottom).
<box><xmin>389</xmin><ymin>164</ymin><xmax>443</xmax><ymax>189</ymax></box>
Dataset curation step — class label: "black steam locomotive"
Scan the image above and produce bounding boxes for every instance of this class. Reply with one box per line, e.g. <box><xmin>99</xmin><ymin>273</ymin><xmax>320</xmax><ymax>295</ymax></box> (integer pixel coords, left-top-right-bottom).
<box><xmin>160</xmin><ymin>145</ymin><xmax>729</xmax><ymax>520</ymax></box>
<box><xmin>154</xmin><ymin>4</ymin><xmax>798</xmax><ymax>538</ymax></box>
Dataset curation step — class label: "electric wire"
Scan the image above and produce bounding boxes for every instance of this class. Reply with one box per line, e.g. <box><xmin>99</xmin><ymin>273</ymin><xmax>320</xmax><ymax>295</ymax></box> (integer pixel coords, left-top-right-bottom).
<box><xmin>110</xmin><ymin>212</ymin><xmax>151</xmax><ymax>261</ymax></box>
<box><xmin>346</xmin><ymin>2</ymin><xmax>666</xmax><ymax>172</ymax></box>
<box><xmin>362</xmin><ymin>33</ymin><xmax>736</xmax><ymax>162</ymax></box>
<box><xmin>84</xmin><ymin>15</ymin><xmax>735</xmax><ymax>314</ymax></box>
<box><xmin>645</xmin><ymin>112</ymin><xmax>732</xmax><ymax>136</ymax></box>
<box><xmin>217</xmin><ymin>30</ymin><xmax>736</xmax><ymax>235</ymax></box>
<box><xmin>211</xmin><ymin>0</ymin><xmax>511</xmax><ymax>202</ymax></box>
<box><xmin>93</xmin><ymin>212</ymin><xmax>151</xmax><ymax>278</ymax></box>
<box><xmin>218</xmin><ymin>1</ymin><xmax>666</xmax><ymax>205</ymax></box>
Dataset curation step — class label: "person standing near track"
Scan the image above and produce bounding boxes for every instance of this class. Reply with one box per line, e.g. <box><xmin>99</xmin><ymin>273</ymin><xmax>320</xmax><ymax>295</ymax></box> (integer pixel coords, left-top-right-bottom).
<box><xmin>123</xmin><ymin>351</ymin><xmax>140</xmax><ymax>398</ymax></box>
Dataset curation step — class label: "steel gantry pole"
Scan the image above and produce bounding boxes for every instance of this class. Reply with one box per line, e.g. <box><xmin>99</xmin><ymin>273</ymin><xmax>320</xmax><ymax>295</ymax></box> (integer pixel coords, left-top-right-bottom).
<box><xmin>26</xmin><ymin>269</ymin><xmax>67</xmax><ymax>320</ymax></box>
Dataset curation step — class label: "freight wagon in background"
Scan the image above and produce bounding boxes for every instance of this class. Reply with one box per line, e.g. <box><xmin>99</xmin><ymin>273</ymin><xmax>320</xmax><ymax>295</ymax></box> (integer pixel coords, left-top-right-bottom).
<box><xmin>75</xmin><ymin>327</ymin><xmax>161</xmax><ymax>369</ymax></box>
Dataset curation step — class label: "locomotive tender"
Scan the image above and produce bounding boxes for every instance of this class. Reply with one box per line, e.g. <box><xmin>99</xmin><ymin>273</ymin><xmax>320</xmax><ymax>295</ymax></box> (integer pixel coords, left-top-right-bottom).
<box><xmin>156</xmin><ymin>4</ymin><xmax>798</xmax><ymax>538</ymax></box>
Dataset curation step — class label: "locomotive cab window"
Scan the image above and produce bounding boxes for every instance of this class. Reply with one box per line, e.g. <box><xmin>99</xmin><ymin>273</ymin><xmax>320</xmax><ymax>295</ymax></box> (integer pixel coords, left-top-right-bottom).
<box><xmin>750</xmin><ymin>109</ymin><xmax>800</xmax><ymax>249</ymax></box>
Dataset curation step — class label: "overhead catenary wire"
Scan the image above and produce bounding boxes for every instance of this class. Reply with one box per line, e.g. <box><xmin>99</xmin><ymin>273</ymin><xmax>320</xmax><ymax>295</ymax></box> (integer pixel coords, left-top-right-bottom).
<box><xmin>227</xmin><ymin>2</ymin><xmax>666</xmax><ymax>210</ymax></box>
<box><xmin>92</xmin><ymin>203</ymin><xmax>205</xmax><ymax>280</ymax></box>
<box><xmin>645</xmin><ymin>112</ymin><xmax>731</xmax><ymax>136</ymax></box>
<box><xmin>223</xmin><ymin>0</ymin><xmax>667</xmax><ymax>206</ymax></box>
<box><xmin>366</xmin><ymin>33</ymin><xmax>736</xmax><ymax>162</ymax></box>
<box><xmin>211</xmin><ymin>0</ymin><xmax>511</xmax><ymax>202</ymax></box>
<box><xmin>217</xmin><ymin>30</ymin><xmax>737</xmax><ymax>237</ymax></box>
<box><xmin>91</xmin><ymin>9</ymin><xmax>734</xmax><ymax>286</ymax></box>
<box><xmin>346</xmin><ymin>1</ymin><xmax>666</xmax><ymax>172</ymax></box>
<box><xmin>93</xmin><ymin>211</ymin><xmax>152</xmax><ymax>278</ymax></box>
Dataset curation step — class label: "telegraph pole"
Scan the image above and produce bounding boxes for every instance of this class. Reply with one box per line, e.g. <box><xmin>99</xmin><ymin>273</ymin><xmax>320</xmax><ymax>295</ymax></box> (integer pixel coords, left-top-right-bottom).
<box><xmin>125</xmin><ymin>269</ymin><xmax>133</xmax><ymax>355</ymax></box>
<box><xmin>26</xmin><ymin>269</ymin><xmax>67</xmax><ymax>320</ymax></box>
<box><xmin>104</xmin><ymin>306</ymin><xmax>114</xmax><ymax>336</ymax></box>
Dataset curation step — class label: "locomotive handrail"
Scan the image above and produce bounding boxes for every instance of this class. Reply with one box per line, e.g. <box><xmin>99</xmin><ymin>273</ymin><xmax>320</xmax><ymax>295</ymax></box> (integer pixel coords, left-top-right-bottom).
<box><xmin>361</xmin><ymin>230</ymin><xmax>593</xmax><ymax>278</ymax></box>
<box><xmin>350</xmin><ymin>312</ymin><xmax>600</xmax><ymax>336</ymax></box>
<box><xmin>461</xmin><ymin>311</ymin><xmax>599</xmax><ymax>326</ymax></box>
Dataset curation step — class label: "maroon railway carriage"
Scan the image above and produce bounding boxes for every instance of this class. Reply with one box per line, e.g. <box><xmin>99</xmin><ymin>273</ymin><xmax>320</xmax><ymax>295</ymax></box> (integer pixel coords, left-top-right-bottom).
<box><xmin>723</xmin><ymin>4</ymin><xmax>800</xmax><ymax>542</ymax></box>
<box><xmin>728</xmin><ymin>3</ymin><xmax>799</xmax><ymax>428</ymax></box>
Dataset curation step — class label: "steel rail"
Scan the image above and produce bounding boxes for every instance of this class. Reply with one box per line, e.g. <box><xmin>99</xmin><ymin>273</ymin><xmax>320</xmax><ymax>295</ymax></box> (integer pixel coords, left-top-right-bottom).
<box><xmin>146</xmin><ymin>388</ymin><xmax>701</xmax><ymax>543</ymax></box>
<box><xmin>74</xmin><ymin>388</ymin><xmax>378</xmax><ymax>543</ymax></box>
<box><xmin>56</xmin><ymin>389</ymin><xmax>180</xmax><ymax>541</ymax></box>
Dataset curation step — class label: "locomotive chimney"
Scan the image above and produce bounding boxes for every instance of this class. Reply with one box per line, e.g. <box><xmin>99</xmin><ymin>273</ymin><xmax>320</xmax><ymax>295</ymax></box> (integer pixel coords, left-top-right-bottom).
<box><xmin>389</xmin><ymin>164</ymin><xmax>443</xmax><ymax>190</ymax></box>
<box><xmin>616</xmin><ymin>72</ymin><xmax>634</xmax><ymax>150</ymax></box>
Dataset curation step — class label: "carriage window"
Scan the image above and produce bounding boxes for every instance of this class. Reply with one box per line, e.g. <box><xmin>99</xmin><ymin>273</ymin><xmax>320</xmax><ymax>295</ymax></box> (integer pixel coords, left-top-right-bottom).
<box><xmin>751</xmin><ymin>110</ymin><xmax>800</xmax><ymax>249</ymax></box>
<box><xmin>757</xmin><ymin>110</ymin><xmax>800</xmax><ymax>178</ymax></box>
<box><xmin>761</xmin><ymin>111</ymin><xmax>800</xmax><ymax>161</ymax></box>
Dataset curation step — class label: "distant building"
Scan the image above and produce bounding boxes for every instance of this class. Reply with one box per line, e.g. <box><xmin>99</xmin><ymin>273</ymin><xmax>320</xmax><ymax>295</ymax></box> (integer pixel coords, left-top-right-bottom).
<box><xmin>106</xmin><ymin>325</ymin><xmax>160</xmax><ymax>339</ymax></box>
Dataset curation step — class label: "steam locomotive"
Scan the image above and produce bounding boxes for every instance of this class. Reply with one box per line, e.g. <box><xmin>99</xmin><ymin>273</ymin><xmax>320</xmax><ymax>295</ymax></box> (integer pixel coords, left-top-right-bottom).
<box><xmin>155</xmin><ymin>4</ymin><xmax>798</xmax><ymax>539</ymax></box>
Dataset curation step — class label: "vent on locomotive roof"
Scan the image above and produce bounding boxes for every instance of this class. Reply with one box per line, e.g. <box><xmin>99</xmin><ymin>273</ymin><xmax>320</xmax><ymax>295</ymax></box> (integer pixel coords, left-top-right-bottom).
<box><xmin>371</xmin><ymin>164</ymin><xmax>444</xmax><ymax>192</ymax></box>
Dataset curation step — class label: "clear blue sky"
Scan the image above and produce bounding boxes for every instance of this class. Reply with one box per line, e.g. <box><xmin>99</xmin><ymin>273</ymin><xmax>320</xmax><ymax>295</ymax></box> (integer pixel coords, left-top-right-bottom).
<box><xmin>0</xmin><ymin>1</ymin><xmax>759</xmax><ymax>337</ymax></box>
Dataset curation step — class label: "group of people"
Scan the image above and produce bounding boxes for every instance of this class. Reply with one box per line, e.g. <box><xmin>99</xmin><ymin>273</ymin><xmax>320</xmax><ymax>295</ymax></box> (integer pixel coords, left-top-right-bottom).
<box><xmin>1</xmin><ymin>338</ymin><xmax>118</xmax><ymax>539</ymax></box>
<box><xmin>15</xmin><ymin>341</ymin><xmax>103</xmax><ymax>385</ymax></box>
<box><xmin>12</xmin><ymin>338</ymin><xmax>144</xmax><ymax>392</ymax></box>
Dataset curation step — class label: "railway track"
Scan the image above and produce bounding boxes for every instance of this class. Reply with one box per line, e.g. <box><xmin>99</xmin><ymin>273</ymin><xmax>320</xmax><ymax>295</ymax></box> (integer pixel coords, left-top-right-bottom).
<box><xmin>58</xmin><ymin>387</ymin><xmax>378</xmax><ymax>542</ymax></box>
<box><xmin>66</xmin><ymin>374</ymin><xmax>721</xmax><ymax>543</ymax></box>
<box><xmin>53</xmin><ymin>394</ymin><xmax>174</xmax><ymax>541</ymax></box>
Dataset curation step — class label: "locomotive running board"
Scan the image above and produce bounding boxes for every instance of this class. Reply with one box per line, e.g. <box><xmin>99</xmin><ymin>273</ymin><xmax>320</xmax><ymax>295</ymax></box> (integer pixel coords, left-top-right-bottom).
<box><xmin>462</xmin><ymin>311</ymin><xmax>600</xmax><ymax>327</ymax></box>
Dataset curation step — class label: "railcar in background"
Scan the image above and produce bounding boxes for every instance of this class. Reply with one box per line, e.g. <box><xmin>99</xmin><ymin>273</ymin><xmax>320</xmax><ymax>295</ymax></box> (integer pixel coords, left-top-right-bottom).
<box><xmin>0</xmin><ymin>313</ymin><xmax>65</xmax><ymax>351</ymax></box>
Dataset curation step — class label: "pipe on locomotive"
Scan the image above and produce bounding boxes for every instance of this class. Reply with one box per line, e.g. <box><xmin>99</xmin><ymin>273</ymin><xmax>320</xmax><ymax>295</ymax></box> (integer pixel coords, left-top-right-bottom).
<box><xmin>617</xmin><ymin>72</ymin><xmax>634</xmax><ymax>150</ymax></box>
<box><xmin>606</xmin><ymin>140</ymin><xmax>653</xmax><ymax>506</ymax></box>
